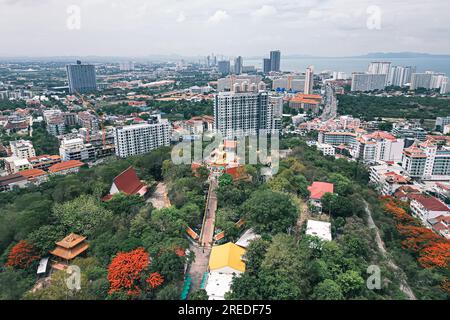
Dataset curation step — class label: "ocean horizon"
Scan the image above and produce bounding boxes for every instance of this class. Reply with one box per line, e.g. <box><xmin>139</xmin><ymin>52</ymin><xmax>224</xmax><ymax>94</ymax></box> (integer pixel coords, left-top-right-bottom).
<box><xmin>245</xmin><ymin>57</ymin><xmax>450</xmax><ymax>76</ymax></box>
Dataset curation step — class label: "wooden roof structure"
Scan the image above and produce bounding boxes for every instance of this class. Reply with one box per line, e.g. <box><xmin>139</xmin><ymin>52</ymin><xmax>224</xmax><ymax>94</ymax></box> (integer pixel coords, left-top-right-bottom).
<box><xmin>50</xmin><ymin>233</ymin><xmax>89</xmax><ymax>261</ymax></box>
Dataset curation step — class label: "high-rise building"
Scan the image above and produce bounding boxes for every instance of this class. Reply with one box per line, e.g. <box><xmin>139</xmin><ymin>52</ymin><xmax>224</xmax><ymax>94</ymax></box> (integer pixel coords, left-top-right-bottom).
<box><xmin>269</xmin><ymin>94</ymin><xmax>283</xmax><ymax>131</ymax></box>
<box><xmin>351</xmin><ymin>131</ymin><xmax>405</xmax><ymax>163</ymax></box>
<box><xmin>218</xmin><ymin>60</ymin><xmax>231</xmax><ymax>75</ymax></box>
<box><xmin>388</xmin><ymin>66</ymin><xmax>416</xmax><ymax>87</ymax></box>
<box><xmin>351</xmin><ymin>73</ymin><xmax>387</xmax><ymax>92</ymax></box>
<box><xmin>304</xmin><ymin>66</ymin><xmax>314</xmax><ymax>94</ymax></box>
<box><xmin>368</xmin><ymin>62</ymin><xmax>391</xmax><ymax>75</ymax></box>
<box><xmin>441</xmin><ymin>77</ymin><xmax>449</xmax><ymax>94</ymax></box>
<box><xmin>66</xmin><ymin>61</ymin><xmax>97</xmax><ymax>94</ymax></box>
<box><xmin>430</xmin><ymin>73</ymin><xmax>447</xmax><ymax>89</ymax></box>
<box><xmin>213</xmin><ymin>91</ymin><xmax>273</xmax><ymax>138</ymax></box>
<box><xmin>410</xmin><ymin>73</ymin><xmax>433</xmax><ymax>90</ymax></box>
<box><xmin>59</xmin><ymin>138</ymin><xmax>96</xmax><ymax>162</ymax></box>
<box><xmin>217</xmin><ymin>75</ymin><xmax>263</xmax><ymax>92</ymax></box>
<box><xmin>435</xmin><ymin>116</ymin><xmax>450</xmax><ymax>131</ymax></box>
<box><xmin>234</xmin><ymin>56</ymin><xmax>243</xmax><ymax>75</ymax></box>
<box><xmin>119</xmin><ymin>61</ymin><xmax>135</xmax><ymax>71</ymax></box>
<box><xmin>402</xmin><ymin>141</ymin><xmax>450</xmax><ymax>180</ymax></box>
<box><xmin>9</xmin><ymin>140</ymin><xmax>35</xmax><ymax>159</ymax></box>
<box><xmin>270</xmin><ymin>51</ymin><xmax>281</xmax><ymax>72</ymax></box>
<box><xmin>114</xmin><ymin>115</ymin><xmax>170</xmax><ymax>158</ymax></box>
<box><xmin>272</xmin><ymin>74</ymin><xmax>305</xmax><ymax>92</ymax></box>
<box><xmin>263</xmin><ymin>58</ymin><xmax>271</xmax><ymax>73</ymax></box>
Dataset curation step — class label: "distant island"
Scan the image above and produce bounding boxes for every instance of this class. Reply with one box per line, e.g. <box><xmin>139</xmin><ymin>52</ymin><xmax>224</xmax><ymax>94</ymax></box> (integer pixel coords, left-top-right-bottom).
<box><xmin>352</xmin><ymin>52</ymin><xmax>450</xmax><ymax>59</ymax></box>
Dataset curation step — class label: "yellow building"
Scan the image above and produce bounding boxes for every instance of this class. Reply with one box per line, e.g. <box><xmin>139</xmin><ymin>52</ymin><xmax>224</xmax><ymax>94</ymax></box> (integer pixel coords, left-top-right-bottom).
<box><xmin>208</xmin><ymin>242</ymin><xmax>246</xmax><ymax>274</ymax></box>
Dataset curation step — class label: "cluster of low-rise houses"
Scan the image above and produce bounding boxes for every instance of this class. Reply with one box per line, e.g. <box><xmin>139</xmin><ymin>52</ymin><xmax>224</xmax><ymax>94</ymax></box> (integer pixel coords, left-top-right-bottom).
<box><xmin>296</xmin><ymin>114</ymin><xmax>450</xmax><ymax>239</ymax></box>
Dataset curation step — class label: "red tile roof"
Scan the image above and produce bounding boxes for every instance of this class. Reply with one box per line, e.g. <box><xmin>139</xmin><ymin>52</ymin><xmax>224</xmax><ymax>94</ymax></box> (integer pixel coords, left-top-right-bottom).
<box><xmin>308</xmin><ymin>182</ymin><xmax>334</xmax><ymax>200</ymax></box>
<box><xmin>18</xmin><ymin>168</ymin><xmax>47</xmax><ymax>179</ymax></box>
<box><xmin>409</xmin><ymin>194</ymin><xmax>450</xmax><ymax>212</ymax></box>
<box><xmin>48</xmin><ymin>160</ymin><xmax>84</xmax><ymax>173</ymax></box>
<box><xmin>367</xmin><ymin>131</ymin><xmax>397</xmax><ymax>141</ymax></box>
<box><xmin>112</xmin><ymin>166</ymin><xmax>147</xmax><ymax>195</ymax></box>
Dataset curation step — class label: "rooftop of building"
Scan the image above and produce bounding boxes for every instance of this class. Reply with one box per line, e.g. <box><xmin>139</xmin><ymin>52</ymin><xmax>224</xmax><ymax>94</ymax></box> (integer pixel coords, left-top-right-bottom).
<box><xmin>209</xmin><ymin>242</ymin><xmax>246</xmax><ymax>273</ymax></box>
<box><xmin>308</xmin><ymin>181</ymin><xmax>334</xmax><ymax>200</ymax></box>
<box><xmin>48</xmin><ymin>160</ymin><xmax>84</xmax><ymax>173</ymax></box>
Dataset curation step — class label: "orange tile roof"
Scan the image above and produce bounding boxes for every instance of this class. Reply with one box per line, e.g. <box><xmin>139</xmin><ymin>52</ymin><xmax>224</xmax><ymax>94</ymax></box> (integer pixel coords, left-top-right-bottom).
<box><xmin>48</xmin><ymin>160</ymin><xmax>84</xmax><ymax>173</ymax></box>
<box><xmin>367</xmin><ymin>131</ymin><xmax>397</xmax><ymax>141</ymax></box>
<box><xmin>18</xmin><ymin>168</ymin><xmax>47</xmax><ymax>179</ymax></box>
<box><xmin>308</xmin><ymin>182</ymin><xmax>334</xmax><ymax>200</ymax></box>
<box><xmin>50</xmin><ymin>233</ymin><xmax>89</xmax><ymax>260</ymax></box>
<box><xmin>50</xmin><ymin>243</ymin><xmax>89</xmax><ymax>260</ymax></box>
<box><xmin>55</xmin><ymin>233</ymin><xmax>87</xmax><ymax>249</ymax></box>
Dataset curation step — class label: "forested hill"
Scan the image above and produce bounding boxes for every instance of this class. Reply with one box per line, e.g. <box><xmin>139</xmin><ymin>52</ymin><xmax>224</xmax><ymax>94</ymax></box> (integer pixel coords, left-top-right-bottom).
<box><xmin>337</xmin><ymin>94</ymin><xmax>450</xmax><ymax>120</ymax></box>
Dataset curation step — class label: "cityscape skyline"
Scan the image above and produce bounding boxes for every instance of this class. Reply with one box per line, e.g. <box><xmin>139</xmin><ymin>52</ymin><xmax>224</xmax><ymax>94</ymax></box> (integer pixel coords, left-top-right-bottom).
<box><xmin>0</xmin><ymin>0</ymin><xmax>449</xmax><ymax>57</ymax></box>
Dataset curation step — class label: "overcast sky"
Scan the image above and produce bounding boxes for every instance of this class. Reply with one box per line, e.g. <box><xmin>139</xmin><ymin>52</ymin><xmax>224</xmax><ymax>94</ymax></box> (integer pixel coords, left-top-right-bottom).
<box><xmin>0</xmin><ymin>0</ymin><xmax>449</xmax><ymax>57</ymax></box>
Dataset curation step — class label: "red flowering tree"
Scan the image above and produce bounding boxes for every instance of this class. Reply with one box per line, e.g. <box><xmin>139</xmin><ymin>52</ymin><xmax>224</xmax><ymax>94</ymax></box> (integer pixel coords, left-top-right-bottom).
<box><xmin>146</xmin><ymin>272</ymin><xmax>164</xmax><ymax>289</ymax></box>
<box><xmin>174</xmin><ymin>247</ymin><xmax>186</xmax><ymax>257</ymax></box>
<box><xmin>107</xmin><ymin>247</ymin><xmax>150</xmax><ymax>296</ymax></box>
<box><xmin>5</xmin><ymin>240</ymin><xmax>39</xmax><ymax>269</ymax></box>
<box><xmin>418</xmin><ymin>243</ymin><xmax>450</xmax><ymax>269</ymax></box>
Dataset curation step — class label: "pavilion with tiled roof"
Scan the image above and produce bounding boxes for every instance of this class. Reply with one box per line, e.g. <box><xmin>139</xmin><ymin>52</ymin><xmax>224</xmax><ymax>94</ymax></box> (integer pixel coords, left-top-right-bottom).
<box><xmin>50</xmin><ymin>233</ymin><xmax>89</xmax><ymax>270</ymax></box>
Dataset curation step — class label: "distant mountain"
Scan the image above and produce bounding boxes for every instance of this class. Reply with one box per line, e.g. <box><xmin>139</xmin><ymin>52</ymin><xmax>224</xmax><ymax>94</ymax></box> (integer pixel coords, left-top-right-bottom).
<box><xmin>355</xmin><ymin>52</ymin><xmax>450</xmax><ymax>58</ymax></box>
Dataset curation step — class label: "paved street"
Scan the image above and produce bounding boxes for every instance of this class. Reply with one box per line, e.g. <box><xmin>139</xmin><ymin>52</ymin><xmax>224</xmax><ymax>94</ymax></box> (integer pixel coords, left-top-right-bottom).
<box><xmin>199</xmin><ymin>177</ymin><xmax>218</xmax><ymax>247</ymax></box>
<box><xmin>187</xmin><ymin>244</ymin><xmax>212</xmax><ymax>291</ymax></box>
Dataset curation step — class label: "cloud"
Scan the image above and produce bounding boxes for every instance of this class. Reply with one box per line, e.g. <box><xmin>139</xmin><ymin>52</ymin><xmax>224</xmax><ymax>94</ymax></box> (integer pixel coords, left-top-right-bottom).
<box><xmin>251</xmin><ymin>5</ymin><xmax>277</xmax><ymax>18</ymax></box>
<box><xmin>207</xmin><ymin>10</ymin><xmax>229</xmax><ymax>24</ymax></box>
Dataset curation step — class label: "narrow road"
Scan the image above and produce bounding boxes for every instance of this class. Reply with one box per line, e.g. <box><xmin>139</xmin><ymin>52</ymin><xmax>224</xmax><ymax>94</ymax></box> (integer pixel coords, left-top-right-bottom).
<box><xmin>187</xmin><ymin>176</ymin><xmax>219</xmax><ymax>292</ymax></box>
<box><xmin>187</xmin><ymin>244</ymin><xmax>211</xmax><ymax>291</ymax></box>
<box><xmin>199</xmin><ymin>177</ymin><xmax>218</xmax><ymax>248</ymax></box>
<box><xmin>364</xmin><ymin>201</ymin><xmax>417</xmax><ymax>300</ymax></box>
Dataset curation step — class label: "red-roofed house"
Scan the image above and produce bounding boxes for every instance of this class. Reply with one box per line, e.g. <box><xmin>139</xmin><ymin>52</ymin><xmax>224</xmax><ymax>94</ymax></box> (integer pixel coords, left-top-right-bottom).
<box><xmin>393</xmin><ymin>186</ymin><xmax>420</xmax><ymax>201</ymax></box>
<box><xmin>308</xmin><ymin>182</ymin><xmax>334</xmax><ymax>207</ymax></box>
<box><xmin>408</xmin><ymin>194</ymin><xmax>450</xmax><ymax>224</ymax></box>
<box><xmin>428</xmin><ymin>215</ymin><xmax>450</xmax><ymax>239</ymax></box>
<box><xmin>48</xmin><ymin>160</ymin><xmax>85</xmax><ymax>175</ymax></box>
<box><xmin>102</xmin><ymin>166</ymin><xmax>148</xmax><ymax>201</ymax></box>
<box><xmin>18</xmin><ymin>168</ymin><xmax>48</xmax><ymax>185</ymax></box>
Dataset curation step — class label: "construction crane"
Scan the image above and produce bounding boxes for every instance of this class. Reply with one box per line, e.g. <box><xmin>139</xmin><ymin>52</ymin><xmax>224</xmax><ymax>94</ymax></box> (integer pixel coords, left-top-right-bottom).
<box><xmin>74</xmin><ymin>91</ymin><xmax>107</xmax><ymax>147</ymax></box>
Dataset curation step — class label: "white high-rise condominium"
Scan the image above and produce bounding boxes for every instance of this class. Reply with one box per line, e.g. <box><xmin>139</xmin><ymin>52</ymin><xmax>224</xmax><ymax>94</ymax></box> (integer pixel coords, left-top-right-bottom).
<box><xmin>114</xmin><ymin>115</ymin><xmax>170</xmax><ymax>158</ymax></box>
<box><xmin>410</xmin><ymin>73</ymin><xmax>433</xmax><ymax>90</ymax></box>
<box><xmin>213</xmin><ymin>90</ymin><xmax>273</xmax><ymax>138</ymax></box>
<box><xmin>351</xmin><ymin>73</ymin><xmax>387</xmax><ymax>92</ymax></box>
<box><xmin>388</xmin><ymin>66</ymin><xmax>416</xmax><ymax>87</ymax></box>
<box><xmin>368</xmin><ymin>62</ymin><xmax>391</xmax><ymax>86</ymax></box>
<box><xmin>368</xmin><ymin>62</ymin><xmax>391</xmax><ymax>75</ymax></box>
<box><xmin>269</xmin><ymin>95</ymin><xmax>283</xmax><ymax>131</ymax></box>
<box><xmin>441</xmin><ymin>77</ymin><xmax>449</xmax><ymax>94</ymax></box>
<box><xmin>304</xmin><ymin>66</ymin><xmax>314</xmax><ymax>94</ymax></box>
<box><xmin>430</xmin><ymin>73</ymin><xmax>447</xmax><ymax>89</ymax></box>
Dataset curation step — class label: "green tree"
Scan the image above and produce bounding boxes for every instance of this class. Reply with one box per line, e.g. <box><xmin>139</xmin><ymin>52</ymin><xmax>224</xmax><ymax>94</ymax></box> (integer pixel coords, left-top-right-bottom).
<box><xmin>189</xmin><ymin>289</ymin><xmax>208</xmax><ymax>300</ymax></box>
<box><xmin>312</xmin><ymin>279</ymin><xmax>344</xmax><ymax>300</ymax></box>
<box><xmin>52</xmin><ymin>195</ymin><xmax>113</xmax><ymax>237</ymax></box>
<box><xmin>242</xmin><ymin>190</ymin><xmax>298</xmax><ymax>234</ymax></box>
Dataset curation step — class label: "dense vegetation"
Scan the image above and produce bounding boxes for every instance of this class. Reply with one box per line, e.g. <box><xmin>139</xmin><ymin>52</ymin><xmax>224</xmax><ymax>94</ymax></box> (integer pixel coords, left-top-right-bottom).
<box><xmin>337</xmin><ymin>94</ymin><xmax>450</xmax><ymax>120</ymax></box>
<box><xmin>218</xmin><ymin>137</ymin><xmax>448</xmax><ymax>300</ymax></box>
<box><xmin>0</xmin><ymin>146</ymin><xmax>210</xmax><ymax>300</ymax></box>
<box><xmin>0</xmin><ymin>136</ymin><xmax>448</xmax><ymax>300</ymax></box>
